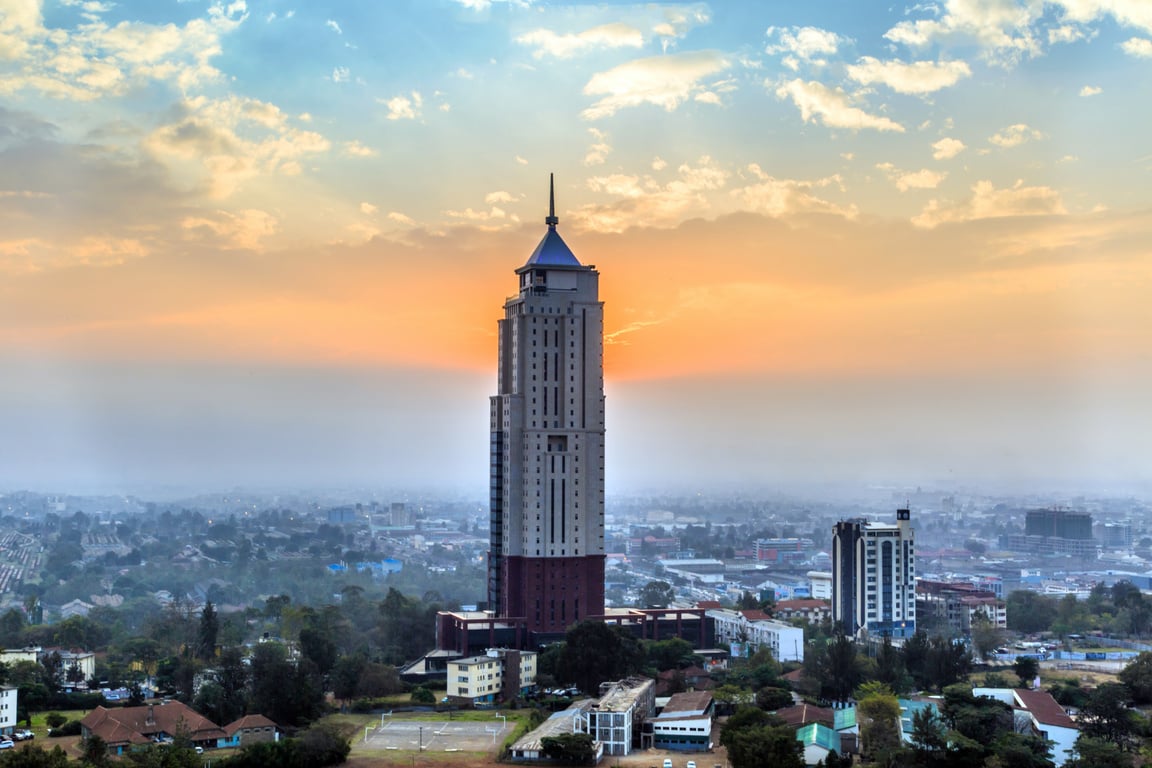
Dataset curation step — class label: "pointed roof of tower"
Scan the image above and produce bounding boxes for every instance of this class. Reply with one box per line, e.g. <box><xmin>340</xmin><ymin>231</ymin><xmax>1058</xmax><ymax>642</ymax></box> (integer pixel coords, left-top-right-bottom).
<box><xmin>524</xmin><ymin>173</ymin><xmax>581</xmax><ymax>268</ymax></box>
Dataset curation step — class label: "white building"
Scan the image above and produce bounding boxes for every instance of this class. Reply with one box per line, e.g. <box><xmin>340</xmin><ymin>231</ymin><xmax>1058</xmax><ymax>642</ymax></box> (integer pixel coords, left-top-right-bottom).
<box><xmin>588</xmin><ymin>676</ymin><xmax>655</xmax><ymax>756</ymax></box>
<box><xmin>832</xmin><ymin>509</ymin><xmax>916</xmax><ymax>640</ymax></box>
<box><xmin>808</xmin><ymin>571</ymin><xmax>833</xmax><ymax>600</ymax></box>
<box><xmin>643</xmin><ymin>691</ymin><xmax>714</xmax><ymax>752</ymax></box>
<box><xmin>487</xmin><ymin>176</ymin><xmax>606</xmax><ymax>639</ymax></box>
<box><xmin>706</xmin><ymin>608</ymin><xmax>805</xmax><ymax>662</ymax></box>
<box><xmin>446</xmin><ymin>648</ymin><xmax>537</xmax><ymax>704</ymax></box>
<box><xmin>0</xmin><ymin>686</ymin><xmax>16</xmax><ymax>735</ymax></box>
<box><xmin>973</xmin><ymin>688</ymin><xmax>1079</xmax><ymax>767</ymax></box>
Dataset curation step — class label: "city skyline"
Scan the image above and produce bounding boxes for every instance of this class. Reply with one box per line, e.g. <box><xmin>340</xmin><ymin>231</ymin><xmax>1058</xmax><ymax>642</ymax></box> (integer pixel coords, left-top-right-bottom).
<box><xmin>1</xmin><ymin>1</ymin><xmax>1150</xmax><ymax>495</ymax></box>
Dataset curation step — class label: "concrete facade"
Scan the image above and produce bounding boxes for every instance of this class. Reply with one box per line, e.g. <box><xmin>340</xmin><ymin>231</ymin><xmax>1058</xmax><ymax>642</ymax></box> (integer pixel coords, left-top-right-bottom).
<box><xmin>487</xmin><ymin>177</ymin><xmax>606</xmax><ymax>640</ymax></box>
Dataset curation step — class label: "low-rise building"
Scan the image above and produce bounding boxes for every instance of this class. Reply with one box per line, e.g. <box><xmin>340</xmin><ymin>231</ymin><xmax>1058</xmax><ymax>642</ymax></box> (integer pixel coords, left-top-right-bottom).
<box><xmin>508</xmin><ymin>701</ymin><xmax>600</xmax><ymax>763</ymax></box>
<box><xmin>0</xmin><ymin>686</ymin><xmax>17</xmax><ymax>736</ymax></box>
<box><xmin>587</xmin><ymin>676</ymin><xmax>655</xmax><ymax>756</ymax></box>
<box><xmin>916</xmin><ymin>581</ymin><xmax>1007</xmax><ymax>634</ymax></box>
<box><xmin>707</xmin><ymin>608</ymin><xmax>805</xmax><ymax>662</ymax></box>
<box><xmin>972</xmin><ymin>688</ymin><xmax>1078</xmax><ymax>767</ymax></box>
<box><xmin>80</xmin><ymin>702</ymin><xmax>227</xmax><ymax>755</ymax></box>
<box><xmin>642</xmin><ymin>691</ymin><xmax>713</xmax><ymax>752</ymax></box>
<box><xmin>774</xmin><ymin>599</ymin><xmax>832</xmax><ymax>625</ymax></box>
<box><xmin>446</xmin><ymin>648</ymin><xmax>537</xmax><ymax>704</ymax></box>
<box><xmin>220</xmin><ymin>715</ymin><xmax>280</xmax><ymax>748</ymax></box>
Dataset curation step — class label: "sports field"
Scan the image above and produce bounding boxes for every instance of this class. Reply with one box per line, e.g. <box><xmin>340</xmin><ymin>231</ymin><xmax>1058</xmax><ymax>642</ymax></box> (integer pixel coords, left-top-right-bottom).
<box><xmin>362</xmin><ymin>713</ymin><xmax>511</xmax><ymax>754</ymax></box>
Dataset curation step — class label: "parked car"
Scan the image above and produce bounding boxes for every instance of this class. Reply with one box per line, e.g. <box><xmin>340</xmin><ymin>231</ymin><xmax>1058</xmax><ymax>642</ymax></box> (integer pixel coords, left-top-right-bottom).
<box><xmin>662</xmin><ymin>760</ymin><xmax>673</xmax><ymax>768</ymax></box>
<box><xmin>0</xmin><ymin>739</ymin><xmax>14</xmax><ymax>750</ymax></box>
<box><xmin>12</xmin><ymin>730</ymin><xmax>34</xmax><ymax>741</ymax></box>
<box><xmin>687</xmin><ymin>762</ymin><xmax>697</xmax><ymax>768</ymax></box>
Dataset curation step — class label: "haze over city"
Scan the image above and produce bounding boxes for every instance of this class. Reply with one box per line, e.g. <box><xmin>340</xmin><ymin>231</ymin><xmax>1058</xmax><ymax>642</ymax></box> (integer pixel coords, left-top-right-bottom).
<box><xmin>1</xmin><ymin>0</ymin><xmax>1149</xmax><ymax>497</ymax></box>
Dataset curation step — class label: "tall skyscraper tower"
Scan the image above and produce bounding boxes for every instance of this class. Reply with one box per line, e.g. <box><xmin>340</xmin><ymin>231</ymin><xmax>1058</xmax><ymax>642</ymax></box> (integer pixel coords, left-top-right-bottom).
<box><xmin>487</xmin><ymin>176</ymin><xmax>606</xmax><ymax>638</ymax></box>
<box><xmin>832</xmin><ymin>508</ymin><xmax>916</xmax><ymax>639</ymax></box>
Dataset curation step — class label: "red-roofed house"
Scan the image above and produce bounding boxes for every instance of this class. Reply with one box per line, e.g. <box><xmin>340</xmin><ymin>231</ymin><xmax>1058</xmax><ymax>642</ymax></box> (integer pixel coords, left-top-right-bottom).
<box><xmin>222</xmin><ymin>714</ymin><xmax>280</xmax><ymax>747</ymax></box>
<box><xmin>80</xmin><ymin>702</ymin><xmax>226</xmax><ymax>755</ymax></box>
<box><xmin>973</xmin><ymin>687</ymin><xmax>1078</xmax><ymax>766</ymax></box>
<box><xmin>774</xmin><ymin>599</ymin><xmax>832</xmax><ymax>624</ymax></box>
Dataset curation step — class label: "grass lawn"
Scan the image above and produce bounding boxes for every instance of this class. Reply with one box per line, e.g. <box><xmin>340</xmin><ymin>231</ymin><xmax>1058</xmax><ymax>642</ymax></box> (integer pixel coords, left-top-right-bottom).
<box><xmin>29</xmin><ymin>710</ymin><xmax>93</xmax><ymax>738</ymax></box>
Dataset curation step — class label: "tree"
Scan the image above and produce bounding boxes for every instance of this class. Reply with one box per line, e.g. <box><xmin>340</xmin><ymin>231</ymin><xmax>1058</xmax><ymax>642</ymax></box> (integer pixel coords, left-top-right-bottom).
<box><xmin>856</xmin><ymin>682</ymin><xmax>902</xmax><ymax>763</ymax></box>
<box><xmin>1077</xmin><ymin>682</ymin><xmax>1137</xmax><ymax>750</ymax></box>
<box><xmin>645</xmin><ymin>637</ymin><xmax>698</xmax><ymax>671</ymax></box>
<box><xmin>1118</xmin><ymin>651</ymin><xmax>1152</xmax><ymax>704</ymax></box>
<box><xmin>875</xmin><ymin>635</ymin><xmax>912</xmax><ymax>694</ymax></box>
<box><xmin>540</xmin><ymin>733</ymin><xmax>596</xmax><ymax>765</ymax></box>
<box><xmin>554</xmin><ymin>620</ymin><xmax>645</xmax><ymax>695</ymax></box>
<box><xmin>0</xmin><ymin>744</ymin><xmax>72</xmax><ymax>768</ymax></box>
<box><xmin>0</xmin><ymin>608</ymin><xmax>27</xmax><ymax>648</ymax></box>
<box><xmin>196</xmin><ymin>602</ymin><xmax>218</xmax><ymax>661</ymax></box>
<box><xmin>939</xmin><ymin>683</ymin><xmax>1014</xmax><ymax>765</ymax></box>
<box><xmin>1006</xmin><ymin>591</ymin><xmax>1057</xmax><ymax>634</ymax></box>
<box><xmin>636</xmin><ymin>581</ymin><xmax>675</xmax><ymax>609</ymax></box>
<box><xmin>81</xmin><ymin>735</ymin><xmax>111</xmax><ymax>768</ymax></box>
<box><xmin>969</xmin><ymin>612</ymin><xmax>1004</xmax><ymax>660</ymax></box>
<box><xmin>410</xmin><ymin>686</ymin><xmax>435</xmax><ymax>704</ymax></box>
<box><xmin>986</xmin><ymin>732</ymin><xmax>1054</xmax><ymax>768</ymax></box>
<box><xmin>754</xmin><ymin>685</ymin><xmax>793</xmax><ymax>711</ymax></box>
<box><xmin>1012</xmin><ymin>656</ymin><xmax>1040</xmax><ymax>687</ymax></box>
<box><xmin>722</xmin><ymin>721</ymin><xmax>803</xmax><ymax>768</ymax></box>
<box><xmin>824</xmin><ymin>634</ymin><xmax>862</xmax><ymax>703</ymax></box>
<box><xmin>248</xmin><ymin>641</ymin><xmax>322</xmax><ymax>727</ymax></box>
<box><xmin>1063</xmin><ymin>736</ymin><xmax>1131</xmax><ymax>768</ymax></box>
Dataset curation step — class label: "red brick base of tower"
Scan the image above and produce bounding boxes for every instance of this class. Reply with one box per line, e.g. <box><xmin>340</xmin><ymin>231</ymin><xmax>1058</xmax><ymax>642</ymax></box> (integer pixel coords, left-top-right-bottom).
<box><xmin>501</xmin><ymin>555</ymin><xmax>605</xmax><ymax>635</ymax></box>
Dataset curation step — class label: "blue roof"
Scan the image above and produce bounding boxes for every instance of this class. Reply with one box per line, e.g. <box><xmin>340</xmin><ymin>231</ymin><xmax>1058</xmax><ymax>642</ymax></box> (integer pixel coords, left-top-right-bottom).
<box><xmin>796</xmin><ymin>723</ymin><xmax>840</xmax><ymax>752</ymax></box>
<box><xmin>524</xmin><ymin>227</ymin><xmax>581</xmax><ymax>267</ymax></box>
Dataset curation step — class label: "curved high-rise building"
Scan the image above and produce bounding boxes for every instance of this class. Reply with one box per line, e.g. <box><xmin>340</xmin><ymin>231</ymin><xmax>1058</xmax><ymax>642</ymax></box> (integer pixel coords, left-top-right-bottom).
<box><xmin>486</xmin><ymin>176</ymin><xmax>606</xmax><ymax>639</ymax></box>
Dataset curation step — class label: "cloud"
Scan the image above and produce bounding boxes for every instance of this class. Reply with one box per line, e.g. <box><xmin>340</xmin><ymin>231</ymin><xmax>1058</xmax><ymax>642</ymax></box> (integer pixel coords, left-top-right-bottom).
<box><xmin>517</xmin><ymin>22</ymin><xmax>644</xmax><ymax>59</ymax></box>
<box><xmin>846</xmin><ymin>57</ymin><xmax>972</xmax><ymax>94</ymax></box>
<box><xmin>732</xmin><ymin>164</ymin><xmax>856</xmax><ymax>219</ymax></box>
<box><xmin>515</xmin><ymin>155</ymin><xmax>528</xmax><ymax>165</ymax></box>
<box><xmin>484</xmin><ymin>191</ymin><xmax>516</xmax><ymax>204</ymax></box>
<box><xmin>932</xmin><ymin>137</ymin><xmax>966</xmax><ymax>160</ymax></box>
<box><xmin>989</xmin><ymin>123</ymin><xmax>1045</xmax><ymax>148</ymax></box>
<box><xmin>144</xmin><ymin>94</ymin><xmax>331</xmax><ymax>198</ymax></box>
<box><xmin>913</xmin><ymin>179</ymin><xmax>1066</xmax><ymax>227</ymax></box>
<box><xmin>0</xmin><ymin>1</ymin><xmax>249</xmax><ymax>100</ymax></box>
<box><xmin>582</xmin><ymin>51</ymin><xmax>731</xmax><ymax>120</ymax></box>
<box><xmin>1079</xmin><ymin>85</ymin><xmax>1102</xmax><ymax>96</ymax></box>
<box><xmin>884</xmin><ymin>0</ymin><xmax>1044</xmax><ymax>66</ymax></box>
<box><xmin>359</xmin><ymin>202</ymin><xmax>378</xmax><ymax>215</ymax></box>
<box><xmin>574</xmin><ymin>156</ymin><xmax>728</xmax><ymax>232</ymax></box>
<box><xmin>774</xmin><ymin>79</ymin><xmax>905</xmax><ymax>133</ymax></box>
<box><xmin>876</xmin><ymin>162</ymin><xmax>947</xmax><ymax>191</ymax></box>
<box><xmin>584</xmin><ymin>127</ymin><xmax>611</xmax><ymax>165</ymax></box>
<box><xmin>331</xmin><ymin>66</ymin><xmax>350</xmax><ymax>83</ymax></box>
<box><xmin>451</xmin><ymin>0</ymin><xmax>533</xmax><ymax>10</ymax></box>
<box><xmin>1056</xmin><ymin>1</ymin><xmax>1152</xmax><ymax>35</ymax></box>
<box><xmin>343</xmin><ymin>141</ymin><xmax>377</xmax><ymax>158</ymax></box>
<box><xmin>181</xmin><ymin>208</ymin><xmax>279</xmax><ymax>250</ymax></box>
<box><xmin>382</xmin><ymin>92</ymin><xmax>423</xmax><ymax>121</ymax></box>
<box><xmin>387</xmin><ymin>211</ymin><xmax>415</xmax><ymax>225</ymax></box>
<box><xmin>652</xmin><ymin>156</ymin><xmax>667</xmax><ymax>171</ymax></box>
<box><xmin>1121</xmin><ymin>37</ymin><xmax>1152</xmax><ymax>57</ymax></box>
<box><xmin>651</xmin><ymin>4</ymin><xmax>711</xmax><ymax>43</ymax></box>
<box><xmin>325</xmin><ymin>19</ymin><xmax>342</xmax><ymax>35</ymax></box>
<box><xmin>765</xmin><ymin>26</ymin><xmax>845</xmax><ymax>68</ymax></box>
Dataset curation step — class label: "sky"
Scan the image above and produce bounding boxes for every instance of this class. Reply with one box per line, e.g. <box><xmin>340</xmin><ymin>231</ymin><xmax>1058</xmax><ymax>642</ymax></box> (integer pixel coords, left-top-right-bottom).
<box><xmin>1</xmin><ymin>0</ymin><xmax>1150</xmax><ymax>498</ymax></box>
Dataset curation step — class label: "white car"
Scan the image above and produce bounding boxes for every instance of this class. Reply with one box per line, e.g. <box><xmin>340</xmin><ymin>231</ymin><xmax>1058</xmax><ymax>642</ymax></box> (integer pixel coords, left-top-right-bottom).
<box><xmin>0</xmin><ymin>739</ymin><xmax>14</xmax><ymax>750</ymax></box>
<box><xmin>662</xmin><ymin>760</ymin><xmax>673</xmax><ymax>768</ymax></box>
<box><xmin>687</xmin><ymin>762</ymin><xmax>697</xmax><ymax>768</ymax></box>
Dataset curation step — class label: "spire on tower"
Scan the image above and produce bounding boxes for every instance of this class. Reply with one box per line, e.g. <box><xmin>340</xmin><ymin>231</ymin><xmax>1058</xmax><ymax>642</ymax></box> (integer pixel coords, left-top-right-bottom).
<box><xmin>545</xmin><ymin>173</ymin><xmax>558</xmax><ymax>228</ymax></box>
